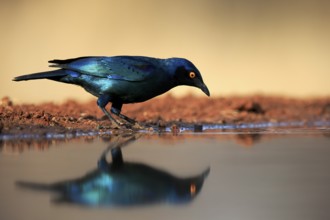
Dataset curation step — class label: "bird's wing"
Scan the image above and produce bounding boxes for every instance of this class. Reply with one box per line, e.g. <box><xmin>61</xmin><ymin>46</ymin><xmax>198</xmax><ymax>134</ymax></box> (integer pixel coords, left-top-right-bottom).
<box><xmin>48</xmin><ymin>56</ymin><xmax>157</xmax><ymax>82</ymax></box>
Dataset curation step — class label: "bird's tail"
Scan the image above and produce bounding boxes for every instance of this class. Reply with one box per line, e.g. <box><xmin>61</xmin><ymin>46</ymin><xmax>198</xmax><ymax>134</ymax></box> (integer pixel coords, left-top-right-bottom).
<box><xmin>16</xmin><ymin>180</ymin><xmax>65</xmax><ymax>192</ymax></box>
<box><xmin>13</xmin><ymin>69</ymin><xmax>68</xmax><ymax>81</ymax></box>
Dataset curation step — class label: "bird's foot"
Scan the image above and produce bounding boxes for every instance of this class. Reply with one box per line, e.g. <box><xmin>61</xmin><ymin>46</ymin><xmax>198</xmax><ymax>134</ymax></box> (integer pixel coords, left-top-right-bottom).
<box><xmin>101</xmin><ymin>106</ymin><xmax>147</xmax><ymax>130</ymax></box>
<box><xmin>131</xmin><ymin>122</ymin><xmax>146</xmax><ymax>130</ymax></box>
<box><xmin>99</xmin><ymin>107</ymin><xmax>122</xmax><ymax>129</ymax></box>
<box><xmin>111</xmin><ymin>120</ymin><xmax>122</xmax><ymax>129</ymax></box>
<box><xmin>120</xmin><ymin>121</ymin><xmax>145</xmax><ymax>130</ymax></box>
<box><xmin>110</xmin><ymin>108</ymin><xmax>143</xmax><ymax>129</ymax></box>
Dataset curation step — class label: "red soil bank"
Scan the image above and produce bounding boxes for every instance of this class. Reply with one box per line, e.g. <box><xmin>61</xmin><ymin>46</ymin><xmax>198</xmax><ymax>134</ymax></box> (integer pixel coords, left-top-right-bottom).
<box><xmin>1</xmin><ymin>95</ymin><xmax>329</xmax><ymax>135</ymax></box>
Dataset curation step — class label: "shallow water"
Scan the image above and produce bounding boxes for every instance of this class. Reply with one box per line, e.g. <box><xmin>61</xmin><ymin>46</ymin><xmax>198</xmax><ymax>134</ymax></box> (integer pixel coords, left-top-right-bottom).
<box><xmin>1</xmin><ymin>127</ymin><xmax>330</xmax><ymax>220</ymax></box>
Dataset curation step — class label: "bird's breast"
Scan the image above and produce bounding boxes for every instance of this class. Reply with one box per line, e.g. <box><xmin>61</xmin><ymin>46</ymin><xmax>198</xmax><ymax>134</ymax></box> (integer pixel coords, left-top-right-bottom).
<box><xmin>110</xmin><ymin>80</ymin><xmax>173</xmax><ymax>103</ymax></box>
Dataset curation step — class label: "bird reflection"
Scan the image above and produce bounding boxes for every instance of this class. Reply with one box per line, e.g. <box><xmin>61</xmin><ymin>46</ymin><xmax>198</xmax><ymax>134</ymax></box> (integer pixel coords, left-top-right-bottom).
<box><xmin>16</xmin><ymin>135</ymin><xmax>210</xmax><ymax>207</ymax></box>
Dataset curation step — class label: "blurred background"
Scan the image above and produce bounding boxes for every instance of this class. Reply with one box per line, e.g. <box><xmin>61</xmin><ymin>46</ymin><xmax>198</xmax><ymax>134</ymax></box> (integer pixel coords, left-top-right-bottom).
<box><xmin>1</xmin><ymin>0</ymin><xmax>329</xmax><ymax>103</ymax></box>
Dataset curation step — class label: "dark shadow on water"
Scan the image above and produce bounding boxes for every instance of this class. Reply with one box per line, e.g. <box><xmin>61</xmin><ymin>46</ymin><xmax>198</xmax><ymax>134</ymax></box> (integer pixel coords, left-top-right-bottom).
<box><xmin>16</xmin><ymin>134</ymin><xmax>210</xmax><ymax>207</ymax></box>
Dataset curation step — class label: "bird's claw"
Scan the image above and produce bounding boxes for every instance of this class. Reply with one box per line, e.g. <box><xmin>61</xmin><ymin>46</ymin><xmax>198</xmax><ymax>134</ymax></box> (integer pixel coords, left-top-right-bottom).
<box><xmin>119</xmin><ymin>121</ymin><xmax>145</xmax><ymax>130</ymax></box>
<box><xmin>131</xmin><ymin>122</ymin><xmax>145</xmax><ymax>130</ymax></box>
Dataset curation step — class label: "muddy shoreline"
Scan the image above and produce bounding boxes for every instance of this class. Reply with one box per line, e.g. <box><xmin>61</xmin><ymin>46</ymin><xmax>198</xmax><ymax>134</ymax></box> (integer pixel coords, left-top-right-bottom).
<box><xmin>1</xmin><ymin>94</ymin><xmax>329</xmax><ymax>134</ymax></box>
<box><xmin>1</xmin><ymin>95</ymin><xmax>330</xmax><ymax>150</ymax></box>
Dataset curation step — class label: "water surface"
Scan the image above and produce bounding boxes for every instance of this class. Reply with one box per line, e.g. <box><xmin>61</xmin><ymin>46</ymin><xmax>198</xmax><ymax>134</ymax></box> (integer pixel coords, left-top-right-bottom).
<box><xmin>1</xmin><ymin>128</ymin><xmax>330</xmax><ymax>220</ymax></box>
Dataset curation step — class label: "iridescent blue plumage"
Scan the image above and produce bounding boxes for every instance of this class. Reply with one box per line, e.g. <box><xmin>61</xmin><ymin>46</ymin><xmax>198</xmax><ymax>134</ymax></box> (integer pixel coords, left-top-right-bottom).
<box><xmin>13</xmin><ymin>56</ymin><xmax>210</xmax><ymax>126</ymax></box>
<box><xmin>16</xmin><ymin>138</ymin><xmax>210</xmax><ymax>207</ymax></box>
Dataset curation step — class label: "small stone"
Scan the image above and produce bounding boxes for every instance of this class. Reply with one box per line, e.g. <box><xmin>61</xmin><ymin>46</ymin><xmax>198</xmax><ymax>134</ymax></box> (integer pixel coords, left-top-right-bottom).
<box><xmin>170</xmin><ymin>124</ymin><xmax>180</xmax><ymax>135</ymax></box>
<box><xmin>193</xmin><ymin>124</ymin><xmax>203</xmax><ymax>132</ymax></box>
<box><xmin>237</xmin><ymin>101</ymin><xmax>264</xmax><ymax>114</ymax></box>
<box><xmin>0</xmin><ymin>121</ymin><xmax>3</xmax><ymax>133</ymax></box>
<box><xmin>0</xmin><ymin>97</ymin><xmax>13</xmax><ymax>107</ymax></box>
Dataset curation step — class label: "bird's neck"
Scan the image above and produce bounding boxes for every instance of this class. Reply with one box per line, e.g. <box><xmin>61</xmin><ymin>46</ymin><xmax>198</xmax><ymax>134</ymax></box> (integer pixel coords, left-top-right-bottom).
<box><xmin>162</xmin><ymin>58</ymin><xmax>182</xmax><ymax>84</ymax></box>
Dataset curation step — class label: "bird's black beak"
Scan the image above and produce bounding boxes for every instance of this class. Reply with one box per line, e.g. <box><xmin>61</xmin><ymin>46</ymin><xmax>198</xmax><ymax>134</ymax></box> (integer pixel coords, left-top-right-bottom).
<box><xmin>199</xmin><ymin>83</ymin><xmax>210</xmax><ymax>96</ymax></box>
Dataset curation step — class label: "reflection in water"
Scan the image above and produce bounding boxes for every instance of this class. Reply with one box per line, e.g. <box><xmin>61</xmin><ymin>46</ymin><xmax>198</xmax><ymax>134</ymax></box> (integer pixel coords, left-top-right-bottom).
<box><xmin>16</xmin><ymin>135</ymin><xmax>210</xmax><ymax>207</ymax></box>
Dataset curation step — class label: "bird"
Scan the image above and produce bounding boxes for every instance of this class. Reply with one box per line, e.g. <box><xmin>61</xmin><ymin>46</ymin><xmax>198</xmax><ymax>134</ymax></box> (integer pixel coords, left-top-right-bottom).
<box><xmin>13</xmin><ymin>56</ymin><xmax>210</xmax><ymax>126</ymax></box>
<box><xmin>16</xmin><ymin>135</ymin><xmax>210</xmax><ymax>206</ymax></box>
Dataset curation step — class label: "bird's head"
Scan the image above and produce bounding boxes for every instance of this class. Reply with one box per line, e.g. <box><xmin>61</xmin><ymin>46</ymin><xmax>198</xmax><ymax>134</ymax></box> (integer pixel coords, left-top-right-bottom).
<box><xmin>167</xmin><ymin>58</ymin><xmax>210</xmax><ymax>96</ymax></box>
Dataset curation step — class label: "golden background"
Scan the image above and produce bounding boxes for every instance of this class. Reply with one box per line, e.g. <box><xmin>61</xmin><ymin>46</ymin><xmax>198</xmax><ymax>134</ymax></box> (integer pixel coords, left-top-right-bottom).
<box><xmin>1</xmin><ymin>0</ymin><xmax>329</xmax><ymax>103</ymax></box>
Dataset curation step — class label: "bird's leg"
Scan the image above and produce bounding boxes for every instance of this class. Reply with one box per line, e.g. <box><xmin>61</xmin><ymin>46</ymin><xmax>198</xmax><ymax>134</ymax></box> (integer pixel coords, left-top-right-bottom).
<box><xmin>98</xmin><ymin>134</ymin><xmax>139</xmax><ymax>171</ymax></box>
<box><xmin>111</xmin><ymin>106</ymin><xmax>145</xmax><ymax>130</ymax></box>
<box><xmin>110</xmin><ymin>148</ymin><xmax>124</xmax><ymax>170</ymax></box>
<box><xmin>111</xmin><ymin>102</ymin><xmax>137</xmax><ymax>124</ymax></box>
<box><xmin>100</xmin><ymin>107</ymin><xmax>121</xmax><ymax>126</ymax></box>
<box><xmin>97</xmin><ymin>95</ymin><xmax>121</xmax><ymax>126</ymax></box>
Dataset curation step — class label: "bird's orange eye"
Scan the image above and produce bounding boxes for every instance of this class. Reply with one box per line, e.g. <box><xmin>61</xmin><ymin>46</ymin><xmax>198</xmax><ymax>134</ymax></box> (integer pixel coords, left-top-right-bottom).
<box><xmin>190</xmin><ymin>184</ymin><xmax>196</xmax><ymax>195</ymax></box>
<box><xmin>189</xmin><ymin>72</ymin><xmax>196</xmax><ymax>79</ymax></box>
